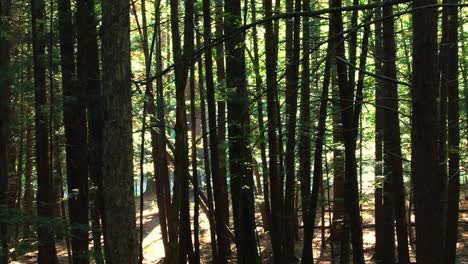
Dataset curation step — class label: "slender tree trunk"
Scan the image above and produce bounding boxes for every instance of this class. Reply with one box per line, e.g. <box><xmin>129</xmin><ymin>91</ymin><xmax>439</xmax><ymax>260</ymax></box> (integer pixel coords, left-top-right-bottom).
<box><xmin>331</xmin><ymin>45</ymin><xmax>347</xmax><ymax>264</ymax></box>
<box><xmin>301</xmin><ymin>42</ymin><xmax>332</xmax><ymax>264</ymax></box>
<box><xmin>381</xmin><ymin>3</ymin><xmax>410</xmax><ymax>263</ymax></box>
<box><xmin>196</xmin><ymin>26</ymin><xmax>218</xmax><ymax>262</ymax></box>
<box><xmin>151</xmin><ymin>0</ymin><xmax>173</xmax><ymax>260</ymax></box>
<box><xmin>101</xmin><ymin>0</ymin><xmax>138</xmax><ymax>262</ymax></box>
<box><xmin>299</xmin><ymin>0</ymin><xmax>311</xmax><ymax>239</ymax></box>
<box><xmin>264</xmin><ymin>0</ymin><xmax>284</xmax><ymax>262</ymax></box>
<box><xmin>201</xmin><ymin>0</ymin><xmax>231</xmax><ymax>261</ymax></box>
<box><xmin>14</xmin><ymin>112</ymin><xmax>24</xmax><ymax>245</ymax></box>
<box><xmin>442</xmin><ymin>1</ymin><xmax>459</xmax><ymax>262</ymax></box>
<box><xmin>22</xmin><ymin>126</ymin><xmax>34</xmax><ymax>240</ymax></box>
<box><xmin>58</xmin><ymin>0</ymin><xmax>90</xmax><ymax>262</ymax></box>
<box><xmin>412</xmin><ymin>1</ymin><xmax>444</xmax><ymax>262</ymax></box>
<box><xmin>170</xmin><ymin>0</ymin><xmax>195</xmax><ymax>261</ymax></box>
<box><xmin>214</xmin><ymin>1</ymin><xmax>230</xmax><ymax>239</ymax></box>
<box><xmin>373</xmin><ymin>1</ymin><xmax>384</xmax><ymax>261</ymax></box>
<box><xmin>77</xmin><ymin>0</ymin><xmax>104</xmax><ymax>261</ymax></box>
<box><xmin>283</xmin><ymin>0</ymin><xmax>301</xmax><ymax>260</ymax></box>
<box><xmin>189</xmin><ymin>64</ymin><xmax>201</xmax><ymax>264</ymax></box>
<box><xmin>0</xmin><ymin>0</ymin><xmax>12</xmax><ymax>261</ymax></box>
<box><xmin>224</xmin><ymin>0</ymin><xmax>259</xmax><ymax>262</ymax></box>
<box><xmin>250</xmin><ymin>0</ymin><xmax>271</xmax><ymax>232</ymax></box>
<box><xmin>330</xmin><ymin>0</ymin><xmax>365</xmax><ymax>263</ymax></box>
<box><xmin>31</xmin><ymin>0</ymin><xmax>59</xmax><ymax>261</ymax></box>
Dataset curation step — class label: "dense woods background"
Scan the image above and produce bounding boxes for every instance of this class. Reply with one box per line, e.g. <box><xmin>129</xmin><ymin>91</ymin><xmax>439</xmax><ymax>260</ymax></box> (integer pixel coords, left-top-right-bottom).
<box><xmin>0</xmin><ymin>0</ymin><xmax>467</xmax><ymax>263</ymax></box>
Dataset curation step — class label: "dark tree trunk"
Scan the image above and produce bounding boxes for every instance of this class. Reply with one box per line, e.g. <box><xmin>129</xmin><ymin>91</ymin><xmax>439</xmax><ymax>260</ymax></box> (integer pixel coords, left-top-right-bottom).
<box><xmin>151</xmin><ymin>0</ymin><xmax>172</xmax><ymax>260</ymax></box>
<box><xmin>202</xmin><ymin>0</ymin><xmax>231</xmax><ymax>261</ymax></box>
<box><xmin>31</xmin><ymin>0</ymin><xmax>59</xmax><ymax>261</ymax></box>
<box><xmin>250</xmin><ymin>0</ymin><xmax>271</xmax><ymax>232</ymax></box>
<box><xmin>441</xmin><ymin>0</ymin><xmax>459</xmax><ymax>262</ymax></box>
<box><xmin>264</xmin><ymin>0</ymin><xmax>284</xmax><ymax>262</ymax></box>
<box><xmin>411</xmin><ymin>1</ymin><xmax>444</xmax><ymax>262</ymax></box>
<box><xmin>283</xmin><ymin>0</ymin><xmax>301</xmax><ymax>260</ymax></box>
<box><xmin>22</xmin><ymin>126</ymin><xmax>34</xmax><ymax>239</ymax></box>
<box><xmin>330</xmin><ymin>0</ymin><xmax>365</xmax><ymax>263</ymax></box>
<box><xmin>196</xmin><ymin>27</ymin><xmax>217</xmax><ymax>262</ymax></box>
<box><xmin>0</xmin><ymin>0</ymin><xmax>11</xmax><ymax>261</ymax></box>
<box><xmin>299</xmin><ymin>0</ymin><xmax>311</xmax><ymax>241</ymax></box>
<box><xmin>58</xmin><ymin>0</ymin><xmax>90</xmax><ymax>262</ymax></box>
<box><xmin>77</xmin><ymin>0</ymin><xmax>104</xmax><ymax>261</ymax></box>
<box><xmin>301</xmin><ymin>42</ymin><xmax>332</xmax><ymax>264</ymax></box>
<box><xmin>214</xmin><ymin>3</ymin><xmax>229</xmax><ymax>230</ymax></box>
<box><xmin>224</xmin><ymin>0</ymin><xmax>259</xmax><ymax>262</ymax></box>
<box><xmin>189</xmin><ymin>65</ymin><xmax>201</xmax><ymax>264</ymax></box>
<box><xmin>331</xmin><ymin>48</ymin><xmax>348</xmax><ymax>263</ymax></box>
<box><xmin>381</xmin><ymin>3</ymin><xmax>410</xmax><ymax>263</ymax></box>
<box><xmin>373</xmin><ymin>1</ymin><xmax>384</xmax><ymax>261</ymax></box>
<box><xmin>169</xmin><ymin>0</ymin><xmax>195</xmax><ymax>262</ymax></box>
<box><xmin>101</xmin><ymin>0</ymin><xmax>138</xmax><ymax>262</ymax></box>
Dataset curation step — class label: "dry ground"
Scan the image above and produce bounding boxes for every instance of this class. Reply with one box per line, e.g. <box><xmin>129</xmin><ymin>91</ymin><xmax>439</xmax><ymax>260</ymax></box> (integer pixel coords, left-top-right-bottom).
<box><xmin>12</xmin><ymin>193</ymin><xmax>468</xmax><ymax>263</ymax></box>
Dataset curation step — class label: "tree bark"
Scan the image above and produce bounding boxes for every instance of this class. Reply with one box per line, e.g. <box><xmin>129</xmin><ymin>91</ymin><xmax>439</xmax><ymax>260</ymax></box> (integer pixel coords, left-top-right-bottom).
<box><xmin>283</xmin><ymin>0</ymin><xmax>301</xmax><ymax>260</ymax></box>
<box><xmin>169</xmin><ymin>0</ymin><xmax>195</xmax><ymax>261</ymax></box>
<box><xmin>373</xmin><ymin>1</ymin><xmax>384</xmax><ymax>261</ymax></box>
<box><xmin>22</xmin><ymin>126</ymin><xmax>34</xmax><ymax>239</ymax></box>
<box><xmin>264</xmin><ymin>0</ymin><xmax>284</xmax><ymax>262</ymax></box>
<box><xmin>0</xmin><ymin>0</ymin><xmax>12</xmax><ymax>261</ymax></box>
<box><xmin>411</xmin><ymin>1</ymin><xmax>444</xmax><ymax>262</ymax></box>
<box><xmin>58</xmin><ymin>0</ymin><xmax>90</xmax><ymax>262</ymax></box>
<box><xmin>381</xmin><ymin>3</ymin><xmax>409</xmax><ymax>263</ymax></box>
<box><xmin>196</xmin><ymin>26</ymin><xmax>218</xmax><ymax>262</ymax></box>
<box><xmin>101</xmin><ymin>0</ymin><xmax>138</xmax><ymax>262</ymax></box>
<box><xmin>76</xmin><ymin>0</ymin><xmax>104</xmax><ymax>262</ymax></box>
<box><xmin>190</xmin><ymin>64</ymin><xmax>201</xmax><ymax>264</ymax></box>
<box><xmin>31</xmin><ymin>0</ymin><xmax>59</xmax><ymax>261</ymax></box>
<box><xmin>330</xmin><ymin>0</ymin><xmax>365</xmax><ymax>263</ymax></box>
<box><xmin>224</xmin><ymin>0</ymin><xmax>259</xmax><ymax>262</ymax></box>
<box><xmin>441</xmin><ymin>0</ymin><xmax>459</xmax><ymax>262</ymax></box>
<box><xmin>250</xmin><ymin>0</ymin><xmax>271</xmax><ymax>232</ymax></box>
<box><xmin>301</xmin><ymin>43</ymin><xmax>332</xmax><ymax>264</ymax></box>
<box><xmin>202</xmin><ymin>0</ymin><xmax>231</xmax><ymax>261</ymax></box>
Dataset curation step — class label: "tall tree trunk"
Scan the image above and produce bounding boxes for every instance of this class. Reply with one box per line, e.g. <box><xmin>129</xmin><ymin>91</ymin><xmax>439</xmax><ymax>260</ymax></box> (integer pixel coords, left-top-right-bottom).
<box><xmin>224</xmin><ymin>0</ymin><xmax>259</xmax><ymax>262</ymax></box>
<box><xmin>31</xmin><ymin>0</ymin><xmax>59</xmax><ymax>261</ymax></box>
<box><xmin>151</xmin><ymin>0</ymin><xmax>173</xmax><ymax>260</ymax></box>
<box><xmin>264</xmin><ymin>0</ymin><xmax>284</xmax><ymax>262</ymax></box>
<box><xmin>442</xmin><ymin>0</ymin><xmax>459</xmax><ymax>262</ymax></box>
<box><xmin>411</xmin><ymin>1</ymin><xmax>444</xmax><ymax>262</ymax></box>
<box><xmin>189</xmin><ymin>65</ymin><xmax>201</xmax><ymax>264</ymax></box>
<box><xmin>250</xmin><ymin>0</ymin><xmax>271</xmax><ymax>232</ymax></box>
<box><xmin>381</xmin><ymin>3</ymin><xmax>410</xmax><ymax>263</ymax></box>
<box><xmin>331</xmin><ymin>43</ymin><xmax>347</xmax><ymax>264</ymax></box>
<box><xmin>299</xmin><ymin>0</ymin><xmax>311</xmax><ymax>238</ymax></box>
<box><xmin>169</xmin><ymin>0</ymin><xmax>195</xmax><ymax>261</ymax></box>
<box><xmin>373</xmin><ymin>1</ymin><xmax>384</xmax><ymax>261</ymax></box>
<box><xmin>0</xmin><ymin>0</ymin><xmax>12</xmax><ymax>261</ymax></box>
<box><xmin>58</xmin><ymin>0</ymin><xmax>90</xmax><ymax>262</ymax></box>
<box><xmin>330</xmin><ymin>0</ymin><xmax>365</xmax><ymax>263</ymax></box>
<box><xmin>77</xmin><ymin>0</ymin><xmax>104</xmax><ymax>261</ymax></box>
<box><xmin>196</xmin><ymin>26</ymin><xmax>218</xmax><ymax>261</ymax></box>
<box><xmin>283</xmin><ymin>0</ymin><xmax>301</xmax><ymax>260</ymax></box>
<box><xmin>101</xmin><ymin>0</ymin><xmax>138</xmax><ymax>262</ymax></box>
<box><xmin>214</xmin><ymin>4</ymin><xmax>229</xmax><ymax>231</ymax></box>
<box><xmin>202</xmin><ymin>0</ymin><xmax>231</xmax><ymax>261</ymax></box>
<box><xmin>214</xmin><ymin>1</ymin><xmax>230</xmax><ymax>247</ymax></box>
<box><xmin>301</xmin><ymin>41</ymin><xmax>332</xmax><ymax>264</ymax></box>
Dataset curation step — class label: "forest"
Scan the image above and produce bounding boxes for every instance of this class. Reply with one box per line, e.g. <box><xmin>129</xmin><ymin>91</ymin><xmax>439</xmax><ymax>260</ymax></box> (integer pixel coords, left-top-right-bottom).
<box><xmin>0</xmin><ymin>0</ymin><xmax>467</xmax><ymax>263</ymax></box>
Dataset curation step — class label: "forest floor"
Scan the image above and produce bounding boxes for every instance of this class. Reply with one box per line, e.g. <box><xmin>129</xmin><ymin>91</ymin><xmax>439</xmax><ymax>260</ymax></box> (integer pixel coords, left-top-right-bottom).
<box><xmin>12</xmin><ymin>192</ymin><xmax>468</xmax><ymax>263</ymax></box>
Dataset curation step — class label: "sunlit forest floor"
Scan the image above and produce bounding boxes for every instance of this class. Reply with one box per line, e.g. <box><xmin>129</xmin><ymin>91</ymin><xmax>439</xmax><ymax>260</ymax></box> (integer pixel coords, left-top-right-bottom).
<box><xmin>12</xmin><ymin>190</ymin><xmax>468</xmax><ymax>263</ymax></box>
